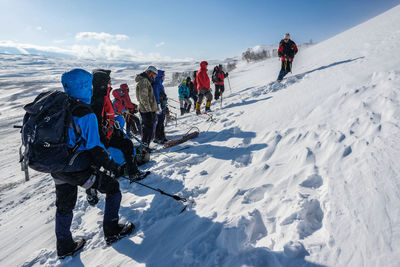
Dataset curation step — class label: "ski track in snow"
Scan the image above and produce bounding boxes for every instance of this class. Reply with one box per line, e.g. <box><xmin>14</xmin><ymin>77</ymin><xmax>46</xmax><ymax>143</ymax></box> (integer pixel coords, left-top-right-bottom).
<box><xmin>2</xmin><ymin>5</ymin><xmax>400</xmax><ymax>267</ymax></box>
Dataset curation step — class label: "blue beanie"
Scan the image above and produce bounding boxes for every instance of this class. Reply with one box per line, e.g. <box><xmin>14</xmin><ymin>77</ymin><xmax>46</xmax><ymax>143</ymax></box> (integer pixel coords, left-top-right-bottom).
<box><xmin>61</xmin><ymin>68</ymin><xmax>93</xmax><ymax>104</ymax></box>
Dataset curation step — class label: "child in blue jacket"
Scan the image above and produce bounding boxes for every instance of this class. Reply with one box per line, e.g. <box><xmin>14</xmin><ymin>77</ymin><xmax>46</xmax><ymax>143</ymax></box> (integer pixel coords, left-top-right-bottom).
<box><xmin>178</xmin><ymin>79</ymin><xmax>192</xmax><ymax>115</ymax></box>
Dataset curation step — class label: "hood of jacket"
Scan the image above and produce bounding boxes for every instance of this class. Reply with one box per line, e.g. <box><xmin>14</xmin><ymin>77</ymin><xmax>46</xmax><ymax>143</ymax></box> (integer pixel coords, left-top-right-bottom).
<box><xmin>92</xmin><ymin>70</ymin><xmax>111</xmax><ymax>97</ymax></box>
<box><xmin>200</xmin><ymin>61</ymin><xmax>208</xmax><ymax>70</ymax></box>
<box><xmin>154</xmin><ymin>70</ymin><xmax>165</xmax><ymax>86</ymax></box>
<box><xmin>135</xmin><ymin>72</ymin><xmax>153</xmax><ymax>84</ymax></box>
<box><xmin>112</xmin><ymin>88</ymin><xmax>123</xmax><ymax>101</ymax></box>
<box><xmin>61</xmin><ymin>68</ymin><xmax>93</xmax><ymax>104</ymax></box>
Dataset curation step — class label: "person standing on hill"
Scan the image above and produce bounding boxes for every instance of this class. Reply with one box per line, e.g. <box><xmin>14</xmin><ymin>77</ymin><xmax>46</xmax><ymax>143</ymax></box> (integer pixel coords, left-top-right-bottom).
<box><xmin>53</xmin><ymin>69</ymin><xmax>134</xmax><ymax>258</ymax></box>
<box><xmin>195</xmin><ymin>61</ymin><xmax>212</xmax><ymax>114</ymax></box>
<box><xmin>277</xmin><ymin>33</ymin><xmax>298</xmax><ymax>81</ymax></box>
<box><xmin>135</xmin><ymin>66</ymin><xmax>158</xmax><ymax>150</ymax></box>
<box><xmin>153</xmin><ymin>70</ymin><xmax>168</xmax><ymax>144</ymax></box>
<box><xmin>178</xmin><ymin>78</ymin><xmax>192</xmax><ymax>115</ymax></box>
<box><xmin>186</xmin><ymin>76</ymin><xmax>197</xmax><ymax>111</ymax></box>
<box><xmin>212</xmin><ymin>64</ymin><xmax>228</xmax><ymax>100</ymax></box>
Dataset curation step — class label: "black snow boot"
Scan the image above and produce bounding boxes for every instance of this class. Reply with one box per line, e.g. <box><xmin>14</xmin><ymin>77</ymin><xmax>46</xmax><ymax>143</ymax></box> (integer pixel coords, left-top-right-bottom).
<box><xmin>180</xmin><ymin>108</ymin><xmax>186</xmax><ymax>116</ymax></box>
<box><xmin>57</xmin><ymin>238</ymin><xmax>86</xmax><ymax>259</ymax></box>
<box><xmin>186</xmin><ymin>104</ymin><xmax>191</xmax><ymax>113</ymax></box>
<box><xmin>104</xmin><ymin>221</ymin><xmax>135</xmax><ymax>245</ymax></box>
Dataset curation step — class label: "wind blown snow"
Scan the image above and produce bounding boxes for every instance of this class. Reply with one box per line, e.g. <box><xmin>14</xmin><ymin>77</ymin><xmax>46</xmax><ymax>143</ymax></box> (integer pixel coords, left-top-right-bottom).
<box><xmin>1</xmin><ymin>4</ymin><xmax>400</xmax><ymax>267</ymax></box>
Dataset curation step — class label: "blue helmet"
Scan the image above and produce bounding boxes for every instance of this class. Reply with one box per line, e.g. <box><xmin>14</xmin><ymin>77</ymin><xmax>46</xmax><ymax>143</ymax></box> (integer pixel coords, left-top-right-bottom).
<box><xmin>61</xmin><ymin>68</ymin><xmax>93</xmax><ymax>104</ymax></box>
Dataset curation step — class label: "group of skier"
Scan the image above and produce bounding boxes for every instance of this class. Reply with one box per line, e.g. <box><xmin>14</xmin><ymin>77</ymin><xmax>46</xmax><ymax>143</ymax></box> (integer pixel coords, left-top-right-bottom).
<box><xmin>20</xmin><ymin>32</ymin><xmax>298</xmax><ymax>259</ymax></box>
<box><xmin>177</xmin><ymin>62</ymin><xmax>229</xmax><ymax>116</ymax></box>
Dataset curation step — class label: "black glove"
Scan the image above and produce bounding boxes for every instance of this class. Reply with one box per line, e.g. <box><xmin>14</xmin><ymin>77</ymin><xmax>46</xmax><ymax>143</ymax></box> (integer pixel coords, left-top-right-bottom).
<box><xmin>86</xmin><ymin>188</ymin><xmax>99</xmax><ymax>206</ymax></box>
<box><xmin>225</xmin><ymin>72</ymin><xmax>229</xmax><ymax>77</ymax></box>
<box><xmin>113</xmin><ymin>164</ymin><xmax>125</xmax><ymax>178</ymax></box>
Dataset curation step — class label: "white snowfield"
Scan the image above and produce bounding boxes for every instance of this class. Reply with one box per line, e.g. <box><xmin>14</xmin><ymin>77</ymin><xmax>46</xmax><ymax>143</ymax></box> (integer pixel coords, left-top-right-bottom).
<box><xmin>1</xmin><ymin>5</ymin><xmax>400</xmax><ymax>267</ymax></box>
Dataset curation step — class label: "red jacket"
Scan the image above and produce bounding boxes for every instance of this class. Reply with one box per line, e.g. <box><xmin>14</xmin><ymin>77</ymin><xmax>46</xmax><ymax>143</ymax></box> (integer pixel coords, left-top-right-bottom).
<box><xmin>196</xmin><ymin>61</ymin><xmax>210</xmax><ymax>90</ymax></box>
<box><xmin>102</xmin><ymin>87</ymin><xmax>115</xmax><ymax>140</ymax></box>
<box><xmin>112</xmin><ymin>84</ymin><xmax>136</xmax><ymax>114</ymax></box>
<box><xmin>214</xmin><ymin>69</ymin><xmax>227</xmax><ymax>86</ymax></box>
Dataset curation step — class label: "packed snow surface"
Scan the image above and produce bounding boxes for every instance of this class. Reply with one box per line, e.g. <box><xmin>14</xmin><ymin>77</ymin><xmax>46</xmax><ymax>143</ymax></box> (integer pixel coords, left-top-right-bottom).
<box><xmin>1</xmin><ymin>5</ymin><xmax>400</xmax><ymax>267</ymax></box>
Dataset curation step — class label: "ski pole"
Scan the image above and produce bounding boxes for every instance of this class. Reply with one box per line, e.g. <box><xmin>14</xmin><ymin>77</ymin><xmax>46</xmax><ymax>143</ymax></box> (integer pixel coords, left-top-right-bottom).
<box><xmin>132</xmin><ymin>180</ymin><xmax>188</xmax><ymax>202</ymax></box>
<box><xmin>168</xmin><ymin>104</ymin><xmax>180</xmax><ymax>110</ymax></box>
<box><xmin>168</xmin><ymin>98</ymin><xmax>180</xmax><ymax>104</ymax></box>
<box><xmin>227</xmin><ymin>76</ymin><xmax>232</xmax><ymax>94</ymax></box>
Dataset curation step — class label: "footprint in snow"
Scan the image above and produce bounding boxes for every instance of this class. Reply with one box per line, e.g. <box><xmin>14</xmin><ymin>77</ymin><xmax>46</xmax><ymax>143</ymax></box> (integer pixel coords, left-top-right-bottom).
<box><xmin>241</xmin><ymin>184</ymin><xmax>273</xmax><ymax>204</ymax></box>
<box><xmin>342</xmin><ymin>146</ymin><xmax>352</xmax><ymax>157</ymax></box>
<box><xmin>299</xmin><ymin>174</ymin><xmax>323</xmax><ymax>189</ymax></box>
<box><xmin>281</xmin><ymin>199</ymin><xmax>324</xmax><ymax>239</ymax></box>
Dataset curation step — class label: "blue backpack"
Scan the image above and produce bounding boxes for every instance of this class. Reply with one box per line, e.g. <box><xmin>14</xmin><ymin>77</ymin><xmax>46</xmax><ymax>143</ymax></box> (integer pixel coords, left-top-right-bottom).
<box><xmin>20</xmin><ymin>90</ymin><xmax>85</xmax><ymax>176</ymax></box>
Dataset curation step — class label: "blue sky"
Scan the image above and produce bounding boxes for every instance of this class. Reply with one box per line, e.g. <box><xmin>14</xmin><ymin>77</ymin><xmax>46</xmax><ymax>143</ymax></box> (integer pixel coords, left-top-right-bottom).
<box><xmin>0</xmin><ymin>0</ymin><xmax>399</xmax><ymax>61</ymax></box>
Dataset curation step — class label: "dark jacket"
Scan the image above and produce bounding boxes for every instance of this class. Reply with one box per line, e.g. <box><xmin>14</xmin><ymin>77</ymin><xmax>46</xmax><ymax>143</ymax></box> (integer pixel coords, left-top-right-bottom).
<box><xmin>278</xmin><ymin>39</ymin><xmax>298</xmax><ymax>61</ymax></box>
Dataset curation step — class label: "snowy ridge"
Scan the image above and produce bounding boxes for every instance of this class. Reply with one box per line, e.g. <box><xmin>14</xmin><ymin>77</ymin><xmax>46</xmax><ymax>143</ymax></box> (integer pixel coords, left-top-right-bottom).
<box><xmin>1</xmin><ymin>4</ymin><xmax>400</xmax><ymax>267</ymax></box>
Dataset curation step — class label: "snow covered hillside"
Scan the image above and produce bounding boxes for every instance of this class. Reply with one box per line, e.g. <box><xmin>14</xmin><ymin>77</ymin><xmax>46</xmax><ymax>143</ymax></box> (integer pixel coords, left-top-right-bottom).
<box><xmin>1</xmin><ymin>4</ymin><xmax>400</xmax><ymax>267</ymax></box>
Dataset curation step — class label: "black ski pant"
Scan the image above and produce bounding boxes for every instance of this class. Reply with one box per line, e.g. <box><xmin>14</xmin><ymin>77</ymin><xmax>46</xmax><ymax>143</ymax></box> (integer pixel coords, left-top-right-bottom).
<box><xmin>140</xmin><ymin>111</ymin><xmax>156</xmax><ymax>146</ymax></box>
<box><xmin>277</xmin><ymin>60</ymin><xmax>292</xmax><ymax>81</ymax></box>
<box><xmin>190</xmin><ymin>95</ymin><xmax>198</xmax><ymax>109</ymax></box>
<box><xmin>126</xmin><ymin>114</ymin><xmax>141</xmax><ymax>135</ymax></box>
<box><xmin>214</xmin><ymin>84</ymin><xmax>225</xmax><ymax>100</ymax></box>
<box><xmin>155</xmin><ymin>109</ymin><xmax>167</xmax><ymax>140</ymax></box>
<box><xmin>55</xmin><ymin>172</ymin><xmax>121</xmax><ymax>242</ymax></box>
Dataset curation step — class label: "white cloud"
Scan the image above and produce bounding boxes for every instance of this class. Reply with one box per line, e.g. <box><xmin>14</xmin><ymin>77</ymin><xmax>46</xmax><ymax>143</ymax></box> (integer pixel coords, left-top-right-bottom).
<box><xmin>0</xmin><ymin>40</ymin><xmax>193</xmax><ymax>62</ymax></box>
<box><xmin>75</xmin><ymin>32</ymin><xmax>130</xmax><ymax>42</ymax></box>
<box><xmin>0</xmin><ymin>40</ymin><xmax>72</xmax><ymax>55</ymax></box>
<box><xmin>156</xmin><ymin>41</ymin><xmax>165</xmax><ymax>47</ymax></box>
<box><xmin>36</xmin><ymin>26</ymin><xmax>43</xmax><ymax>31</ymax></box>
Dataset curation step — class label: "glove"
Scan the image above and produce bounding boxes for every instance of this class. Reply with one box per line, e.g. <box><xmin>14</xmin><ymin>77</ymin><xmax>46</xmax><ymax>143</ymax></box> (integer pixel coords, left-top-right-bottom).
<box><xmin>225</xmin><ymin>72</ymin><xmax>229</xmax><ymax>77</ymax></box>
<box><xmin>86</xmin><ymin>188</ymin><xmax>99</xmax><ymax>206</ymax></box>
<box><xmin>156</xmin><ymin>104</ymin><xmax>162</xmax><ymax>115</ymax></box>
<box><xmin>110</xmin><ymin>165</ymin><xmax>125</xmax><ymax>178</ymax></box>
<box><xmin>106</xmin><ymin>161</ymin><xmax>124</xmax><ymax>178</ymax></box>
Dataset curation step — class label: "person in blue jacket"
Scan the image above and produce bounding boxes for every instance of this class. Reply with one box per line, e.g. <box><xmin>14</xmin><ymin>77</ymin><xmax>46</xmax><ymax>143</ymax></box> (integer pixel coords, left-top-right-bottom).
<box><xmin>152</xmin><ymin>70</ymin><xmax>168</xmax><ymax>144</ymax></box>
<box><xmin>178</xmin><ymin>78</ymin><xmax>192</xmax><ymax>115</ymax></box>
<box><xmin>51</xmin><ymin>68</ymin><xmax>134</xmax><ymax>259</ymax></box>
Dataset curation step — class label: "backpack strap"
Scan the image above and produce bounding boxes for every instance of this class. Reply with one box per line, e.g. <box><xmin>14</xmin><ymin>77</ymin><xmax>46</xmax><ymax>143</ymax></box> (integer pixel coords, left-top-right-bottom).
<box><xmin>68</xmin><ymin>99</ymin><xmax>92</xmax><ymax>152</ymax></box>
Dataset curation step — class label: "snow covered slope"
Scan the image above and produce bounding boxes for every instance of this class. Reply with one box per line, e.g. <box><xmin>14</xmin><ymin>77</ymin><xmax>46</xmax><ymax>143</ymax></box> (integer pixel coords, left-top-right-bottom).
<box><xmin>1</xmin><ymin>4</ymin><xmax>400</xmax><ymax>267</ymax></box>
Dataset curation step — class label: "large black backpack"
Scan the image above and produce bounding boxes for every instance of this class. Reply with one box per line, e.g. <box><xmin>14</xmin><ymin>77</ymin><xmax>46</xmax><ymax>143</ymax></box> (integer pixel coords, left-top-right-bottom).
<box><xmin>20</xmin><ymin>90</ymin><xmax>84</xmax><ymax>176</ymax></box>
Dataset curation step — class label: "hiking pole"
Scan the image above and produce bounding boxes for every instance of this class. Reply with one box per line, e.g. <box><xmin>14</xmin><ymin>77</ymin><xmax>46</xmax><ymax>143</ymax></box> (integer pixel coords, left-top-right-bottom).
<box><xmin>133</xmin><ymin>180</ymin><xmax>187</xmax><ymax>202</ymax></box>
<box><xmin>227</xmin><ymin>76</ymin><xmax>232</xmax><ymax>94</ymax></box>
<box><xmin>168</xmin><ymin>98</ymin><xmax>180</xmax><ymax>104</ymax></box>
<box><xmin>132</xmin><ymin>180</ymin><xmax>195</xmax><ymax>213</ymax></box>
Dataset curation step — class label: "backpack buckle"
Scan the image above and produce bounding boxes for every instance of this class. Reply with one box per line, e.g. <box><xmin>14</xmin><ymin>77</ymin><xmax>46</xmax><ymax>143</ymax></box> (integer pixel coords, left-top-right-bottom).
<box><xmin>43</xmin><ymin>142</ymin><xmax>50</xmax><ymax>148</ymax></box>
